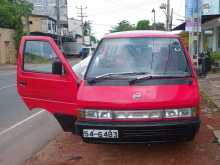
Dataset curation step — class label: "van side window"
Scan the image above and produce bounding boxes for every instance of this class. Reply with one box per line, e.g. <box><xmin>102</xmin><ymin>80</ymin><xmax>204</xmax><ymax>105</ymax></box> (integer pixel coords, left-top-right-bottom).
<box><xmin>23</xmin><ymin>41</ymin><xmax>57</xmax><ymax>73</ymax></box>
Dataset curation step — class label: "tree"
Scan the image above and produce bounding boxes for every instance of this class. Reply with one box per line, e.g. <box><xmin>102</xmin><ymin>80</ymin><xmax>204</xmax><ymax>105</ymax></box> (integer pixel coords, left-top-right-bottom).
<box><xmin>0</xmin><ymin>0</ymin><xmax>16</xmax><ymax>29</ymax></box>
<box><xmin>110</xmin><ymin>20</ymin><xmax>167</xmax><ymax>33</ymax></box>
<box><xmin>0</xmin><ymin>0</ymin><xmax>33</xmax><ymax>49</ymax></box>
<box><xmin>83</xmin><ymin>21</ymin><xmax>91</xmax><ymax>36</ymax></box>
<box><xmin>90</xmin><ymin>35</ymin><xmax>97</xmax><ymax>43</ymax></box>
<box><xmin>151</xmin><ymin>22</ymin><xmax>165</xmax><ymax>31</ymax></box>
<box><xmin>136</xmin><ymin>20</ymin><xmax>150</xmax><ymax>30</ymax></box>
<box><xmin>82</xmin><ymin>21</ymin><xmax>98</xmax><ymax>44</ymax></box>
<box><xmin>110</xmin><ymin>20</ymin><xmax>135</xmax><ymax>33</ymax></box>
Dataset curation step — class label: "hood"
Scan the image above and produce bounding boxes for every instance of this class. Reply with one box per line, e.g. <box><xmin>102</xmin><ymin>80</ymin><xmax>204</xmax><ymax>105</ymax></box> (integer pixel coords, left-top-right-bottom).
<box><xmin>77</xmin><ymin>79</ymin><xmax>200</xmax><ymax>110</ymax></box>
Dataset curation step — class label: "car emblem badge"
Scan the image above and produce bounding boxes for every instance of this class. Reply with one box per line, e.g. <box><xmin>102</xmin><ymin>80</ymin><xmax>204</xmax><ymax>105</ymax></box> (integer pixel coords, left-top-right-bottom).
<box><xmin>132</xmin><ymin>92</ymin><xmax>143</xmax><ymax>100</ymax></box>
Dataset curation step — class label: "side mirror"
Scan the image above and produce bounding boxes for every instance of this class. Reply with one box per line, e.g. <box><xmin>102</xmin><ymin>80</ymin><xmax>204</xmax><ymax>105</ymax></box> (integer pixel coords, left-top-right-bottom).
<box><xmin>52</xmin><ymin>59</ymin><xmax>63</xmax><ymax>75</ymax></box>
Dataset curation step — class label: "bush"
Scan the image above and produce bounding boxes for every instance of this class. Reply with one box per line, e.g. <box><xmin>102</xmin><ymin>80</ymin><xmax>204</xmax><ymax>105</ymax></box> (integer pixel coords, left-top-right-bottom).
<box><xmin>0</xmin><ymin>0</ymin><xmax>33</xmax><ymax>51</ymax></box>
<box><xmin>210</xmin><ymin>51</ymin><xmax>220</xmax><ymax>64</ymax></box>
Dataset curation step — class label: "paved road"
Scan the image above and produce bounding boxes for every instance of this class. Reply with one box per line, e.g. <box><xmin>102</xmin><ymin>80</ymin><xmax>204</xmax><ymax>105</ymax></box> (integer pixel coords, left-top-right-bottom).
<box><xmin>0</xmin><ymin>69</ymin><xmax>62</xmax><ymax>165</ymax></box>
<box><xmin>0</xmin><ymin>70</ymin><xmax>34</xmax><ymax>131</ymax></box>
<box><xmin>0</xmin><ymin>58</ymin><xmax>81</xmax><ymax>165</ymax></box>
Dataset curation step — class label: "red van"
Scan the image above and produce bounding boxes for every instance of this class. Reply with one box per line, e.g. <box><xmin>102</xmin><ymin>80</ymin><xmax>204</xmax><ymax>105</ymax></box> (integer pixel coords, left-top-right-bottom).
<box><xmin>17</xmin><ymin>31</ymin><xmax>200</xmax><ymax>143</ymax></box>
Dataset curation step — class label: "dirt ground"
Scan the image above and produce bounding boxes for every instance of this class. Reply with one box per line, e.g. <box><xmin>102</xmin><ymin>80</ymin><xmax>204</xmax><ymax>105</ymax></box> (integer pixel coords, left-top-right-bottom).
<box><xmin>25</xmin><ymin>96</ymin><xmax>220</xmax><ymax>165</ymax></box>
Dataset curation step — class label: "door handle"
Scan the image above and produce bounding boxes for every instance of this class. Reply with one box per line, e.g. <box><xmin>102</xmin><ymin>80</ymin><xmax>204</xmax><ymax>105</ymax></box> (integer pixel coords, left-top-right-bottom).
<box><xmin>19</xmin><ymin>80</ymin><xmax>27</xmax><ymax>86</ymax></box>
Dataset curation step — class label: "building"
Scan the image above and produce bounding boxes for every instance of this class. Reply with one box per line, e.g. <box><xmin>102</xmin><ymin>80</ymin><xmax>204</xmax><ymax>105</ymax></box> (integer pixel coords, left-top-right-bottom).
<box><xmin>202</xmin><ymin>15</ymin><xmax>220</xmax><ymax>52</ymax></box>
<box><xmin>68</xmin><ymin>18</ymin><xmax>94</xmax><ymax>46</ymax></box>
<box><xmin>25</xmin><ymin>0</ymin><xmax>68</xmax><ymax>36</ymax></box>
<box><xmin>174</xmin><ymin>0</ymin><xmax>220</xmax><ymax>53</ymax></box>
<box><xmin>68</xmin><ymin>18</ymin><xmax>82</xmax><ymax>37</ymax></box>
<box><xmin>68</xmin><ymin>18</ymin><xmax>83</xmax><ymax>43</ymax></box>
<box><xmin>24</xmin><ymin>15</ymin><xmax>57</xmax><ymax>34</ymax></box>
<box><xmin>200</xmin><ymin>0</ymin><xmax>220</xmax><ymax>52</ymax></box>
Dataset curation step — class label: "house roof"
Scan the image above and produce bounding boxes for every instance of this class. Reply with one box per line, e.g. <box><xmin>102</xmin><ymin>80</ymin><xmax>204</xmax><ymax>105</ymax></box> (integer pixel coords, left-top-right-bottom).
<box><xmin>173</xmin><ymin>14</ymin><xmax>220</xmax><ymax>31</ymax></box>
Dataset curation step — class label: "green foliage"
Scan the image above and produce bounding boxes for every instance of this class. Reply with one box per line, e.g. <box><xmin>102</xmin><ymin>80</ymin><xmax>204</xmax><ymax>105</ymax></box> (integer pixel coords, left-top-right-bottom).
<box><xmin>136</xmin><ymin>20</ymin><xmax>150</xmax><ymax>30</ymax></box>
<box><xmin>110</xmin><ymin>20</ymin><xmax>165</xmax><ymax>33</ymax></box>
<box><xmin>24</xmin><ymin>53</ymin><xmax>50</xmax><ymax>64</ymax></box>
<box><xmin>210</xmin><ymin>51</ymin><xmax>220</xmax><ymax>63</ymax></box>
<box><xmin>83</xmin><ymin>21</ymin><xmax>98</xmax><ymax>44</ymax></box>
<box><xmin>111</xmin><ymin>20</ymin><xmax>135</xmax><ymax>33</ymax></box>
<box><xmin>90</xmin><ymin>35</ymin><xmax>97</xmax><ymax>43</ymax></box>
<box><xmin>83</xmin><ymin>21</ymin><xmax>91</xmax><ymax>36</ymax></box>
<box><xmin>15</xmin><ymin>31</ymin><xmax>27</xmax><ymax>49</ymax></box>
<box><xmin>0</xmin><ymin>0</ymin><xmax>16</xmax><ymax>29</ymax></box>
<box><xmin>0</xmin><ymin>0</ymin><xmax>33</xmax><ymax>50</ymax></box>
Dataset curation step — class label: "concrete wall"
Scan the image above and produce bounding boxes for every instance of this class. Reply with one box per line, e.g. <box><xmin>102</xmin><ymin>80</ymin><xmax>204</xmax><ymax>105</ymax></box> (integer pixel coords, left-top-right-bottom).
<box><xmin>0</xmin><ymin>28</ymin><xmax>17</xmax><ymax>64</ymax></box>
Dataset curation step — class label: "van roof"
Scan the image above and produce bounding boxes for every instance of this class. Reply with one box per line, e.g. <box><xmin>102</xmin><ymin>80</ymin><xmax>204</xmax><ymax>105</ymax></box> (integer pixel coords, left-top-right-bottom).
<box><xmin>103</xmin><ymin>30</ymin><xmax>180</xmax><ymax>39</ymax></box>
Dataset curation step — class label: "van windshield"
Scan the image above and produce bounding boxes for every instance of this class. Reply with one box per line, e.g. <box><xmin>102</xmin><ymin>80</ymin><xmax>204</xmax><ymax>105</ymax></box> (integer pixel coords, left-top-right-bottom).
<box><xmin>85</xmin><ymin>38</ymin><xmax>191</xmax><ymax>79</ymax></box>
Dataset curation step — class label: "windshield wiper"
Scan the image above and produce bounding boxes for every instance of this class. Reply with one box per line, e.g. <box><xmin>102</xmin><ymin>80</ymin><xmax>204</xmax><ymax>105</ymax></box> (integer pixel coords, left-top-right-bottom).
<box><xmin>87</xmin><ymin>72</ymin><xmax>149</xmax><ymax>84</ymax></box>
<box><xmin>129</xmin><ymin>75</ymin><xmax>187</xmax><ymax>85</ymax></box>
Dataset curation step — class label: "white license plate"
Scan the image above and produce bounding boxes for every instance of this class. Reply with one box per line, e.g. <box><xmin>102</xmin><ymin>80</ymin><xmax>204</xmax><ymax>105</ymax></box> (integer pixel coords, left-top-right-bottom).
<box><xmin>83</xmin><ymin>129</ymin><xmax>119</xmax><ymax>138</ymax></box>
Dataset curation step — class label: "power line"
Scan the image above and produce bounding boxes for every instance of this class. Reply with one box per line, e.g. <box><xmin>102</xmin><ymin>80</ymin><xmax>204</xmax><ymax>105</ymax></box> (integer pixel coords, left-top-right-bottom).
<box><xmin>76</xmin><ymin>5</ymin><xmax>88</xmax><ymax>45</ymax></box>
<box><xmin>167</xmin><ymin>0</ymin><xmax>170</xmax><ymax>31</ymax></box>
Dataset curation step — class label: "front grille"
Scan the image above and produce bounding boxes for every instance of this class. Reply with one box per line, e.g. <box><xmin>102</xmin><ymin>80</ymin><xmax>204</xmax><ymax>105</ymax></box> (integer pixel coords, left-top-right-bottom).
<box><xmin>76</xmin><ymin>119</ymin><xmax>200</xmax><ymax>143</ymax></box>
<box><xmin>121</xmin><ymin>126</ymin><xmax>193</xmax><ymax>138</ymax></box>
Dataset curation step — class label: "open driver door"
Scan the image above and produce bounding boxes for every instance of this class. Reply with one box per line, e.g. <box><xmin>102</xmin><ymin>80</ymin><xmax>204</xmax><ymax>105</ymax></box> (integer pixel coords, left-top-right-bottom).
<box><xmin>17</xmin><ymin>36</ymin><xmax>79</xmax><ymax>131</ymax></box>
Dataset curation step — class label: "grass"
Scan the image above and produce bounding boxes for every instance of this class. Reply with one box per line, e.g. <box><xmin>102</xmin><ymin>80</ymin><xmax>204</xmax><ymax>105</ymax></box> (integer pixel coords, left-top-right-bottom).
<box><xmin>24</xmin><ymin>53</ymin><xmax>51</xmax><ymax>64</ymax></box>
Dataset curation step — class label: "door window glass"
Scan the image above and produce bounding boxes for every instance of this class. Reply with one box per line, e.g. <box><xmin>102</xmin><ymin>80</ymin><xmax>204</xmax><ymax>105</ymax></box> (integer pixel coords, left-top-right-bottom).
<box><xmin>23</xmin><ymin>40</ymin><xmax>58</xmax><ymax>73</ymax></box>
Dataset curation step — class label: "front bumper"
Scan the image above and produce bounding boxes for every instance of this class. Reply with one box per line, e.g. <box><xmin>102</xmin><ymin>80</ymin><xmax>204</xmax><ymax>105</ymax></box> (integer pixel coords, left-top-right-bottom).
<box><xmin>75</xmin><ymin>118</ymin><xmax>201</xmax><ymax>144</ymax></box>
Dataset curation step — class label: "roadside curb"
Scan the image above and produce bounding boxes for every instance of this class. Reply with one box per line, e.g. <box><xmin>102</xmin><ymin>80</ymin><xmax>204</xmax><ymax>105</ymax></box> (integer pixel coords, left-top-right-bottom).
<box><xmin>0</xmin><ymin>65</ymin><xmax>16</xmax><ymax>71</ymax></box>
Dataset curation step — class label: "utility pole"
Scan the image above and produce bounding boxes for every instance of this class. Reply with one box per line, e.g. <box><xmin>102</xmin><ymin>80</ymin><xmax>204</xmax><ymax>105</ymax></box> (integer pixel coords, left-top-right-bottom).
<box><xmin>152</xmin><ymin>8</ymin><xmax>156</xmax><ymax>30</ymax></box>
<box><xmin>169</xmin><ymin>8</ymin><xmax>173</xmax><ymax>31</ymax></box>
<box><xmin>76</xmin><ymin>5</ymin><xmax>87</xmax><ymax>45</ymax></box>
<box><xmin>56</xmin><ymin>0</ymin><xmax>62</xmax><ymax>47</ymax></box>
<box><xmin>196</xmin><ymin>0</ymin><xmax>201</xmax><ymax>67</ymax></box>
<box><xmin>166</xmin><ymin>0</ymin><xmax>170</xmax><ymax>31</ymax></box>
<box><xmin>188</xmin><ymin>0</ymin><xmax>201</xmax><ymax>68</ymax></box>
<box><xmin>160</xmin><ymin>0</ymin><xmax>171</xmax><ymax>31</ymax></box>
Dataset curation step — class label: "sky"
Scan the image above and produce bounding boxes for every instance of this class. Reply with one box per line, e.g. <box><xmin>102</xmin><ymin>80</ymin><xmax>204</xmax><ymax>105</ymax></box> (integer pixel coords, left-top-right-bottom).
<box><xmin>67</xmin><ymin>0</ymin><xmax>185</xmax><ymax>39</ymax></box>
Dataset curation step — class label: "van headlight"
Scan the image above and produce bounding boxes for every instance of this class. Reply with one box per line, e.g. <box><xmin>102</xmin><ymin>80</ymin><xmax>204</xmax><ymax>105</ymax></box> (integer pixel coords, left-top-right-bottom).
<box><xmin>165</xmin><ymin>108</ymin><xmax>196</xmax><ymax>118</ymax></box>
<box><xmin>80</xmin><ymin>108</ymin><xmax>196</xmax><ymax>120</ymax></box>
<box><xmin>80</xmin><ymin>110</ymin><xmax>112</xmax><ymax>120</ymax></box>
